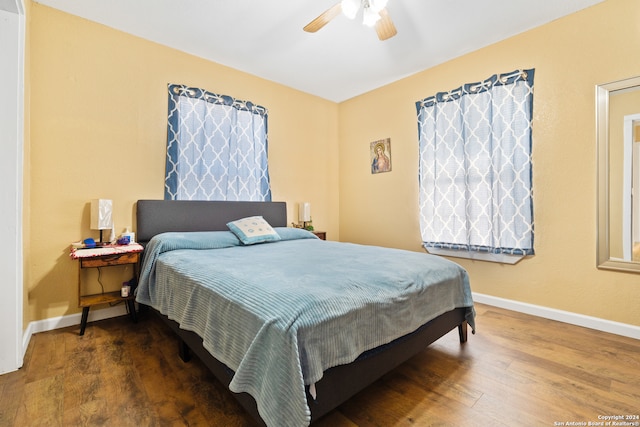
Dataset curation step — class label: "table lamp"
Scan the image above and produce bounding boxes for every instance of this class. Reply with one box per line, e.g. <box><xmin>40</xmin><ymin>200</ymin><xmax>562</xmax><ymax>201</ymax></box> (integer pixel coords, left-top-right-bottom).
<box><xmin>91</xmin><ymin>199</ymin><xmax>113</xmax><ymax>244</ymax></box>
<box><xmin>298</xmin><ymin>202</ymin><xmax>311</xmax><ymax>229</ymax></box>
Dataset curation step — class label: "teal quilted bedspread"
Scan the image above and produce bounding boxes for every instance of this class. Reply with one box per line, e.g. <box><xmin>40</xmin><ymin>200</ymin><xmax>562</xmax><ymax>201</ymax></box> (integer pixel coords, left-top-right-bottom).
<box><xmin>136</xmin><ymin>228</ymin><xmax>475</xmax><ymax>427</ymax></box>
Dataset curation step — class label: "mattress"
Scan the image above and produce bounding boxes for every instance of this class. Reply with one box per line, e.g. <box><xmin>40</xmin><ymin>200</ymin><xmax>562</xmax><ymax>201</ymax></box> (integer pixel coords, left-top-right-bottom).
<box><xmin>136</xmin><ymin>227</ymin><xmax>475</xmax><ymax>427</ymax></box>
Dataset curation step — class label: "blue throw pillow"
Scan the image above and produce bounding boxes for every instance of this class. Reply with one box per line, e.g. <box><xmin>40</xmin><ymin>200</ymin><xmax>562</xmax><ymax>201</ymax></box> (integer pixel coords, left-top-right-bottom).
<box><xmin>227</xmin><ymin>216</ymin><xmax>282</xmax><ymax>245</ymax></box>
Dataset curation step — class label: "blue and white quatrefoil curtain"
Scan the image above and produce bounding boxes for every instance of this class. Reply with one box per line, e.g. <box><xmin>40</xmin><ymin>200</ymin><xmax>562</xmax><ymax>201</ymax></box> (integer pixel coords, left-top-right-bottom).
<box><xmin>165</xmin><ymin>84</ymin><xmax>271</xmax><ymax>201</ymax></box>
<box><xmin>416</xmin><ymin>69</ymin><xmax>535</xmax><ymax>256</ymax></box>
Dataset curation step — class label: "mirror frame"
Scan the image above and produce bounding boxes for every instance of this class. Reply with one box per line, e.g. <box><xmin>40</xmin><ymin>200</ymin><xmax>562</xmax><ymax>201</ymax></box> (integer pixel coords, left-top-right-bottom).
<box><xmin>596</xmin><ymin>75</ymin><xmax>640</xmax><ymax>272</ymax></box>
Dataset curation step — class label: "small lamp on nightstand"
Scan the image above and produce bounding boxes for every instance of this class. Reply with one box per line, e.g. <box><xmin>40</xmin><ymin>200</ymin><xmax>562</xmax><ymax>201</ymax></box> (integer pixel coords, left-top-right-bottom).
<box><xmin>298</xmin><ymin>202</ymin><xmax>312</xmax><ymax>230</ymax></box>
<box><xmin>90</xmin><ymin>198</ymin><xmax>113</xmax><ymax>244</ymax></box>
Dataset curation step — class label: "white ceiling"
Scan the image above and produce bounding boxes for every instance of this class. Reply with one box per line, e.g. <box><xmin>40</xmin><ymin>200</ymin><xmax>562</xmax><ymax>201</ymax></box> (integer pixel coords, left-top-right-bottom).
<box><xmin>34</xmin><ymin>0</ymin><xmax>604</xmax><ymax>102</ymax></box>
<box><xmin>1</xmin><ymin>0</ymin><xmax>20</xmax><ymax>13</ymax></box>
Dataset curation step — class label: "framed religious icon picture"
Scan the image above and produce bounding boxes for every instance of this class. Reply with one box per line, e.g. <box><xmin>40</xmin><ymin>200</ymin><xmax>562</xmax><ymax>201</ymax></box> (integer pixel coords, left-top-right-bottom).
<box><xmin>370</xmin><ymin>138</ymin><xmax>392</xmax><ymax>174</ymax></box>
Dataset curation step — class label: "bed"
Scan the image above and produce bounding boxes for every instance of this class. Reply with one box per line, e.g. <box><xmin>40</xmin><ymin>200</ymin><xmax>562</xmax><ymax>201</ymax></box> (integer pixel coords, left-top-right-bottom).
<box><xmin>134</xmin><ymin>199</ymin><xmax>475</xmax><ymax>427</ymax></box>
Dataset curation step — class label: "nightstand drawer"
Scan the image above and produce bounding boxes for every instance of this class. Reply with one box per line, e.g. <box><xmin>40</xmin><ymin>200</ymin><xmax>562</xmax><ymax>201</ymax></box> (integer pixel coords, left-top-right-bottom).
<box><xmin>80</xmin><ymin>251</ymin><xmax>139</xmax><ymax>268</ymax></box>
<box><xmin>312</xmin><ymin>231</ymin><xmax>326</xmax><ymax>240</ymax></box>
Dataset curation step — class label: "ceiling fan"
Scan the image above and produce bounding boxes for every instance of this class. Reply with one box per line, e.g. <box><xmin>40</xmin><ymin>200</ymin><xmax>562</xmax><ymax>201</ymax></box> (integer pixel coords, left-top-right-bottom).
<box><xmin>304</xmin><ymin>0</ymin><xmax>397</xmax><ymax>41</ymax></box>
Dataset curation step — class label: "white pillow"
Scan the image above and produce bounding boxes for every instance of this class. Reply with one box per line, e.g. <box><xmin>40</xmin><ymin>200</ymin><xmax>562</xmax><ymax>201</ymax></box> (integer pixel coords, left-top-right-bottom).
<box><xmin>226</xmin><ymin>216</ymin><xmax>281</xmax><ymax>245</ymax></box>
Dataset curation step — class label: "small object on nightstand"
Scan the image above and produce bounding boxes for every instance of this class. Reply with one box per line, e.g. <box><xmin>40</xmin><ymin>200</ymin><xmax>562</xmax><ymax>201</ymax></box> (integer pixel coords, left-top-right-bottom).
<box><xmin>116</xmin><ymin>235</ymin><xmax>131</xmax><ymax>245</ymax></box>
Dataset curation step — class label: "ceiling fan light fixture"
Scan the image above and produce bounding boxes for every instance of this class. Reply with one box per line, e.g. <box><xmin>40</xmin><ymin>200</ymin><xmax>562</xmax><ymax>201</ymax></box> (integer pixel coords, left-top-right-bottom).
<box><xmin>341</xmin><ymin>0</ymin><xmax>360</xmax><ymax>19</ymax></box>
<box><xmin>369</xmin><ymin>0</ymin><xmax>388</xmax><ymax>13</ymax></box>
<box><xmin>362</xmin><ymin>5</ymin><xmax>381</xmax><ymax>27</ymax></box>
<box><xmin>304</xmin><ymin>0</ymin><xmax>396</xmax><ymax>40</ymax></box>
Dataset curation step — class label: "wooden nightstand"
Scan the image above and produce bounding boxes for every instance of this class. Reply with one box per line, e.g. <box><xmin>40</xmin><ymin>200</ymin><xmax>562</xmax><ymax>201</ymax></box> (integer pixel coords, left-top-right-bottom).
<box><xmin>312</xmin><ymin>231</ymin><xmax>326</xmax><ymax>240</ymax></box>
<box><xmin>73</xmin><ymin>247</ymin><xmax>142</xmax><ymax>335</ymax></box>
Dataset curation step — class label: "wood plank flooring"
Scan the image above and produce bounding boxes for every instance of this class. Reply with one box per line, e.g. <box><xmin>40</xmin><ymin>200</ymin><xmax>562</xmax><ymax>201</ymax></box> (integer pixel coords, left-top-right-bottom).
<box><xmin>1</xmin><ymin>303</ymin><xmax>638</xmax><ymax>426</ymax></box>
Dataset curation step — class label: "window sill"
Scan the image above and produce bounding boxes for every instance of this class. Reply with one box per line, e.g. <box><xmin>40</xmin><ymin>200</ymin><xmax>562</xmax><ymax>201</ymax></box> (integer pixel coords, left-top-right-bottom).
<box><xmin>425</xmin><ymin>248</ymin><xmax>526</xmax><ymax>264</ymax></box>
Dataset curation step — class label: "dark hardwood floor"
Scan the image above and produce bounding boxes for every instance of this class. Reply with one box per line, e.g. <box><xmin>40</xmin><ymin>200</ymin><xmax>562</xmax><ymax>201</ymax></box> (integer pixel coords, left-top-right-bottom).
<box><xmin>1</xmin><ymin>303</ymin><xmax>638</xmax><ymax>426</ymax></box>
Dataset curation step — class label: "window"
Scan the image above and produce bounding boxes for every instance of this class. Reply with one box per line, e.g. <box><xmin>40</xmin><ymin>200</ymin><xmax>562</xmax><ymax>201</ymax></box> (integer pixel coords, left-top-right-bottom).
<box><xmin>416</xmin><ymin>69</ymin><xmax>534</xmax><ymax>263</ymax></box>
<box><xmin>165</xmin><ymin>84</ymin><xmax>271</xmax><ymax>201</ymax></box>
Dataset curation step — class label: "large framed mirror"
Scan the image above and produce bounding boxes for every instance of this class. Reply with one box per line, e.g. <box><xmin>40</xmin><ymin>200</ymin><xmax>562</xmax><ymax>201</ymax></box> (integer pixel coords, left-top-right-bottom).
<box><xmin>597</xmin><ymin>75</ymin><xmax>640</xmax><ymax>272</ymax></box>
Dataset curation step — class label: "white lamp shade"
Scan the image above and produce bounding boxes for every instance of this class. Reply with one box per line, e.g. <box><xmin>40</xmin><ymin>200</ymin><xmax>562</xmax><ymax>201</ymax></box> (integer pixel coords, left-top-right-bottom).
<box><xmin>341</xmin><ymin>0</ymin><xmax>360</xmax><ymax>19</ymax></box>
<box><xmin>362</xmin><ymin>6</ymin><xmax>381</xmax><ymax>26</ymax></box>
<box><xmin>369</xmin><ymin>0</ymin><xmax>388</xmax><ymax>13</ymax></box>
<box><xmin>299</xmin><ymin>202</ymin><xmax>311</xmax><ymax>222</ymax></box>
<box><xmin>90</xmin><ymin>199</ymin><xmax>113</xmax><ymax>230</ymax></box>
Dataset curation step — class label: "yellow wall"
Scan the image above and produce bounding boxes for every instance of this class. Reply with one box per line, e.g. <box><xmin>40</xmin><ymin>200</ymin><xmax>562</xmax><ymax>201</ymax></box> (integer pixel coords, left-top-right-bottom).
<box><xmin>26</xmin><ymin>3</ymin><xmax>339</xmax><ymax>322</ymax></box>
<box><xmin>339</xmin><ymin>0</ymin><xmax>640</xmax><ymax>327</ymax></box>
<box><xmin>26</xmin><ymin>0</ymin><xmax>640</xmax><ymax>328</ymax></box>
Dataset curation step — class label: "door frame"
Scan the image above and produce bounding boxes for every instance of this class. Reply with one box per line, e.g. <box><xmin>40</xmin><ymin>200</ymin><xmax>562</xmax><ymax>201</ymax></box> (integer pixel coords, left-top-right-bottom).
<box><xmin>0</xmin><ymin>0</ymin><xmax>25</xmax><ymax>375</ymax></box>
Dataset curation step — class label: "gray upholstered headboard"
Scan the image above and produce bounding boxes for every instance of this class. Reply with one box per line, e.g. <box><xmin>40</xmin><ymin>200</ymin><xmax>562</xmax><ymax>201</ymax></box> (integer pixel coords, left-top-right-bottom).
<box><xmin>136</xmin><ymin>200</ymin><xmax>287</xmax><ymax>245</ymax></box>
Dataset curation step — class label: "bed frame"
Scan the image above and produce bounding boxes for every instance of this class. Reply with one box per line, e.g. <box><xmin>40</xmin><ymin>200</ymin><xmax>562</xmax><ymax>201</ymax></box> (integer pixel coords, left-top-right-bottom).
<box><xmin>136</xmin><ymin>199</ymin><xmax>469</xmax><ymax>426</ymax></box>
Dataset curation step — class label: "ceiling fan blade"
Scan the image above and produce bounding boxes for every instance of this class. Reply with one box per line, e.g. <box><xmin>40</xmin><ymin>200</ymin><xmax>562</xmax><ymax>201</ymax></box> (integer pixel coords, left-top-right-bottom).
<box><xmin>375</xmin><ymin>8</ymin><xmax>397</xmax><ymax>40</ymax></box>
<box><xmin>304</xmin><ymin>2</ymin><xmax>342</xmax><ymax>33</ymax></box>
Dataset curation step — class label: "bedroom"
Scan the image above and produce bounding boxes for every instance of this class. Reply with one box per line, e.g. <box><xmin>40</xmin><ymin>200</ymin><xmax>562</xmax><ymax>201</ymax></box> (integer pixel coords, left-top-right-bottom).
<box><xmin>1</xmin><ymin>0</ymin><xmax>639</xmax><ymax>424</ymax></box>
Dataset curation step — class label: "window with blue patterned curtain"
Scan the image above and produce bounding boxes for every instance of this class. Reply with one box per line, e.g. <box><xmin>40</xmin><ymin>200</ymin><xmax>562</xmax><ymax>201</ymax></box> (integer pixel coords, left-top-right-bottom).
<box><xmin>165</xmin><ymin>84</ymin><xmax>271</xmax><ymax>201</ymax></box>
<box><xmin>416</xmin><ymin>69</ymin><xmax>534</xmax><ymax>261</ymax></box>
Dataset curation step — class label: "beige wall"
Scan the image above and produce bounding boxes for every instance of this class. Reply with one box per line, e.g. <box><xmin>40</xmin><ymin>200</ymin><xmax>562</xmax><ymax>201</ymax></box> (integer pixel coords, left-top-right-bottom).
<box><xmin>26</xmin><ymin>3</ymin><xmax>339</xmax><ymax>322</ymax></box>
<box><xmin>26</xmin><ymin>0</ymin><xmax>640</xmax><ymax>328</ymax></box>
<box><xmin>338</xmin><ymin>0</ymin><xmax>640</xmax><ymax>327</ymax></box>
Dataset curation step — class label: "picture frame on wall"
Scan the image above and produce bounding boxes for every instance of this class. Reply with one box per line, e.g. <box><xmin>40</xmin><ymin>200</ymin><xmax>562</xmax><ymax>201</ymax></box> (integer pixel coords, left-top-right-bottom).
<box><xmin>370</xmin><ymin>138</ymin><xmax>392</xmax><ymax>174</ymax></box>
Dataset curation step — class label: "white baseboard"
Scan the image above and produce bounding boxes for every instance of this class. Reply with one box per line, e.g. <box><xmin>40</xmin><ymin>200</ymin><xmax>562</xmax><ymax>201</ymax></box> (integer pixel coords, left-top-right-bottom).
<box><xmin>473</xmin><ymin>292</ymin><xmax>640</xmax><ymax>340</ymax></box>
<box><xmin>20</xmin><ymin>294</ymin><xmax>638</xmax><ymax>362</ymax></box>
<box><xmin>22</xmin><ymin>305</ymin><xmax>128</xmax><ymax>359</ymax></box>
